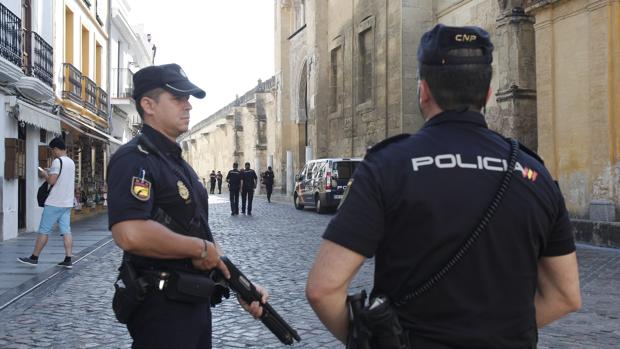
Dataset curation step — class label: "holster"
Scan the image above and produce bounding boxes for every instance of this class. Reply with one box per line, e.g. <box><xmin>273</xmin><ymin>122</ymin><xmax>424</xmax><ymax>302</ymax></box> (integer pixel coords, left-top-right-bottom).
<box><xmin>112</xmin><ymin>260</ymin><xmax>147</xmax><ymax>324</ymax></box>
<box><xmin>347</xmin><ymin>291</ymin><xmax>410</xmax><ymax>349</ymax></box>
<box><xmin>161</xmin><ymin>270</ymin><xmax>215</xmax><ymax>303</ymax></box>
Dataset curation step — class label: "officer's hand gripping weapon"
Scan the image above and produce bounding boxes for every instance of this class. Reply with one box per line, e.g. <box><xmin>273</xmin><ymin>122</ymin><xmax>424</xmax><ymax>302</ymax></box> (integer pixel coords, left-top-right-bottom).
<box><xmin>211</xmin><ymin>256</ymin><xmax>301</xmax><ymax>345</ymax></box>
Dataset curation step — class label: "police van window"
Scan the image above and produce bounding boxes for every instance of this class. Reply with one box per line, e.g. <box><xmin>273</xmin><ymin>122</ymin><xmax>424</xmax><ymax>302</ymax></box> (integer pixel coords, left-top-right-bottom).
<box><xmin>307</xmin><ymin>162</ymin><xmax>316</xmax><ymax>179</ymax></box>
<box><xmin>317</xmin><ymin>162</ymin><xmax>326</xmax><ymax>178</ymax></box>
<box><xmin>332</xmin><ymin>161</ymin><xmax>357</xmax><ymax>179</ymax></box>
<box><xmin>299</xmin><ymin>164</ymin><xmax>308</xmax><ymax>179</ymax></box>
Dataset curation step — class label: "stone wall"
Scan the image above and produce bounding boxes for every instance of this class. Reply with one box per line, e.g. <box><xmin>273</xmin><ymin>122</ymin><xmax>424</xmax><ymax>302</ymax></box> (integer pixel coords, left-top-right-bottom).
<box><xmin>530</xmin><ymin>0</ymin><xmax>620</xmax><ymax>219</ymax></box>
<box><xmin>181</xmin><ymin>78</ymin><xmax>277</xmax><ymax>184</ymax></box>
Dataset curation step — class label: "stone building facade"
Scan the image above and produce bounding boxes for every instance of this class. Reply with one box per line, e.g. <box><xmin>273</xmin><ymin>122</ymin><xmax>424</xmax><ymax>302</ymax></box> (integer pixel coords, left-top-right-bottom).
<box><xmin>274</xmin><ymin>0</ymin><xmax>540</xmax><ymax>194</ymax></box>
<box><xmin>181</xmin><ymin>78</ymin><xmax>277</xmax><ymax>190</ymax></box>
<box><xmin>183</xmin><ymin>0</ymin><xmax>620</xmax><ymax>245</ymax></box>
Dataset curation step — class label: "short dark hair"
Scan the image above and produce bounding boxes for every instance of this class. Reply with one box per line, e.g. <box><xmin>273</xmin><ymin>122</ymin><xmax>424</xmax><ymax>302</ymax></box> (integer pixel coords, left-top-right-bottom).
<box><xmin>245</xmin><ymin>162</ymin><xmax>250</xmax><ymax>166</ymax></box>
<box><xmin>419</xmin><ymin>48</ymin><xmax>492</xmax><ymax>111</ymax></box>
<box><xmin>135</xmin><ymin>88</ymin><xmax>166</xmax><ymax>118</ymax></box>
<box><xmin>233</xmin><ymin>162</ymin><xmax>238</xmax><ymax>168</ymax></box>
<box><xmin>49</xmin><ymin>137</ymin><xmax>66</xmax><ymax>150</ymax></box>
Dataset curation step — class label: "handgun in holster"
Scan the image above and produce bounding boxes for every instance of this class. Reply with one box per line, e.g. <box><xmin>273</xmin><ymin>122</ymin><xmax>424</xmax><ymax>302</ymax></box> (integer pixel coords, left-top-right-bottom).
<box><xmin>112</xmin><ymin>259</ymin><xmax>149</xmax><ymax>324</ymax></box>
<box><xmin>210</xmin><ymin>256</ymin><xmax>301</xmax><ymax>345</ymax></box>
<box><xmin>346</xmin><ymin>291</ymin><xmax>410</xmax><ymax>349</ymax></box>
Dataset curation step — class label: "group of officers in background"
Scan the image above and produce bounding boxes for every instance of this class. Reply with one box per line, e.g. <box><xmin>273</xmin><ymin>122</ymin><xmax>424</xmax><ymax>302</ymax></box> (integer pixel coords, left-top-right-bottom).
<box><xmin>221</xmin><ymin>162</ymin><xmax>274</xmax><ymax>215</ymax></box>
<box><xmin>203</xmin><ymin>164</ymin><xmax>275</xmax><ymax>215</ymax></box>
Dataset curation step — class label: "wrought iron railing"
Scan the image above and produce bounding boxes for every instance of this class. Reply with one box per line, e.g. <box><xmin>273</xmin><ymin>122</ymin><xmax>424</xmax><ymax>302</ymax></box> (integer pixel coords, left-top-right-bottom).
<box><xmin>111</xmin><ymin>68</ymin><xmax>134</xmax><ymax>98</ymax></box>
<box><xmin>97</xmin><ymin>87</ymin><xmax>108</xmax><ymax>118</ymax></box>
<box><xmin>0</xmin><ymin>3</ymin><xmax>22</xmax><ymax>66</ymax></box>
<box><xmin>62</xmin><ymin>63</ymin><xmax>83</xmax><ymax>104</ymax></box>
<box><xmin>82</xmin><ymin>76</ymin><xmax>97</xmax><ymax>113</ymax></box>
<box><xmin>28</xmin><ymin>31</ymin><xmax>53</xmax><ymax>87</ymax></box>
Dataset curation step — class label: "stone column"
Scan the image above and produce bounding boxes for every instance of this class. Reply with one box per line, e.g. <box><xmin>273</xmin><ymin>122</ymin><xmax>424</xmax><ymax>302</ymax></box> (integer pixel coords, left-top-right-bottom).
<box><xmin>495</xmin><ymin>1</ymin><xmax>538</xmax><ymax>150</ymax></box>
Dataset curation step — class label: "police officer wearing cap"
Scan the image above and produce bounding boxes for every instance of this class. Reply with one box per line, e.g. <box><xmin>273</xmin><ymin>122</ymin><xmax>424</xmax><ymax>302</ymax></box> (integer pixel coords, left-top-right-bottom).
<box><xmin>107</xmin><ymin>63</ymin><xmax>268</xmax><ymax>348</ymax></box>
<box><xmin>226</xmin><ymin>162</ymin><xmax>242</xmax><ymax>215</ymax></box>
<box><xmin>306</xmin><ymin>25</ymin><xmax>581</xmax><ymax>348</ymax></box>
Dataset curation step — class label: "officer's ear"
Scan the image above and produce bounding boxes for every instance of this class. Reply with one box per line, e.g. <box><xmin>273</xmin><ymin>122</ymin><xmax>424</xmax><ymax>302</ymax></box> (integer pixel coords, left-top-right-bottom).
<box><xmin>485</xmin><ymin>87</ymin><xmax>493</xmax><ymax>104</ymax></box>
<box><xmin>140</xmin><ymin>96</ymin><xmax>157</xmax><ymax>117</ymax></box>
<box><xmin>418</xmin><ymin>80</ymin><xmax>435</xmax><ymax>105</ymax></box>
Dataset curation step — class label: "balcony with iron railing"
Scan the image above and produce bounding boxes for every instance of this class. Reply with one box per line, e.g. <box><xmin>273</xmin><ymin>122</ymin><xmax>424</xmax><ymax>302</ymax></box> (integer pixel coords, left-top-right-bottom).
<box><xmin>111</xmin><ymin>68</ymin><xmax>134</xmax><ymax>99</ymax></box>
<box><xmin>62</xmin><ymin>63</ymin><xmax>83</xmax><ymax>105</ymax></box>
<box><xmin>82</xmin><ymin>76</ymin><xmax>97</xmax><ymax>114</ymax></box>
<box><xmin>27</xmin><ymin>31</ymin><xmax>53</xmax><ymax>87</ymax></box>
<box><xmin>97</xmin><ymin>87</ymin><xmax>109</xmax><ymax>118</ymax></box>
<box><xmin>0</xmin><ymin>3</ymin><xmax>22</xmax><ymax>67</ymax></box>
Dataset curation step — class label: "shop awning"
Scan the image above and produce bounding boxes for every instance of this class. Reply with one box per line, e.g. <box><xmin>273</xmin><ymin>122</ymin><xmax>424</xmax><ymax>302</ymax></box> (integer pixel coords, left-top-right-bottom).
<box><xmin>60</xmin><ymin>115</ymin><xmax>123</xmax><ymax>145</ymax></box>
<box><xmin>16</xmin><ymin>100</ymin><xmax>61</xmax><ymax>134</ymax></box>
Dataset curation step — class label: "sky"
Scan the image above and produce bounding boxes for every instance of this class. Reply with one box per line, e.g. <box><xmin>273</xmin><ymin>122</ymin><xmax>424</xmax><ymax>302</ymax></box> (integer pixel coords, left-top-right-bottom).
<box><xmin>129</xmin><ymin>0</ymin><xmax>275</xmax><ymax>127</ymax></box>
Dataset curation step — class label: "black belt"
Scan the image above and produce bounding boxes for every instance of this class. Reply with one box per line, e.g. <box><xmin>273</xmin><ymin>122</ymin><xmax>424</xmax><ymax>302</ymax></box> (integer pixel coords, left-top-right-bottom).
<box><xmin>138</xmin><ymin>269</ymin><xmax>172</xmax><ymax>292</ymax></box>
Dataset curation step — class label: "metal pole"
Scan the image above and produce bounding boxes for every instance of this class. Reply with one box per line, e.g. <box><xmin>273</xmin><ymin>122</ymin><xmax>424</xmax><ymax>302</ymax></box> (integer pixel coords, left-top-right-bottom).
<box><xmin>254</xmin><ymin>156</ymin><xmax>261</xmax><ymax>194</ymax></box>
<box><xmin>286</xmin><ymin>151</ymin><xmax>293</xmax><ymax>196</ymax></box>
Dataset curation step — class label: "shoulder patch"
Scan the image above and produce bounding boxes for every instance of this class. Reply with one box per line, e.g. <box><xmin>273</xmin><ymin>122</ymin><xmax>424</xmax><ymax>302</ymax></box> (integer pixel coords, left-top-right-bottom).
<box><xmin>367</xmin><ymin>134</ymin><xmax>410</xmax><ymax>155</ymax></box>
<box><xmin>131</xmin><ymin>176</ymin><xmax>151</xmax><ymax>201</ymax></box>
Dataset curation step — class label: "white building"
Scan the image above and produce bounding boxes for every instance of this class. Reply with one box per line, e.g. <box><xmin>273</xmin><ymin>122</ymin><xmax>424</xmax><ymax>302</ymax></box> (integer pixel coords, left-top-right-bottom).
<box><xmin>109</xmin><ymin>0</ymin><xmax>153</xmax><ymax>153</ymax></box>
<box><xmin>0</xmin><ymin>0</ymin><xmax>58</xmax><ymax>240</ymax></box>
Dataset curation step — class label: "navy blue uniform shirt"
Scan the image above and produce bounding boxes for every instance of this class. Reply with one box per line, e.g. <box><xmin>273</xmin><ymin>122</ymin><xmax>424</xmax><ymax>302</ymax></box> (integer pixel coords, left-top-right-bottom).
<box><xmin>226</xmin><ymin>169</ymin><xmax>242</xmax><ymax>190</ymax></box>
<box><xmin>241</xmin><ymin>169</ymin><xmax>258</xmax><ymax>190</ymax></box>
<box><xmin>107</xmin><ymin>125</ymin><xmax>212</xmax><ymax>268</ymax></box>
<box><xmin>323</xmin><ymin>110</ymin><xmax>575</xmax><ymax>348</ymax></box>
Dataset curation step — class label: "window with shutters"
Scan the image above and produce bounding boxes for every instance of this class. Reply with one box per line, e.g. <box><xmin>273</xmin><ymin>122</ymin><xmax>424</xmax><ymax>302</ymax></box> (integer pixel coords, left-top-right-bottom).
<box><xmin>329</xmin><ymin>41</ymin><xmax>343</xmax><ymax>114</ymax></box>
<box><xmin>357</xmin><ymin>16</ymin><xmax>375</xmax><ymax>109</ymax></box>
<box><xmin>5</xmin><ymin>138</ymin><xmax>26</xmax><ymax>179</ymax></box>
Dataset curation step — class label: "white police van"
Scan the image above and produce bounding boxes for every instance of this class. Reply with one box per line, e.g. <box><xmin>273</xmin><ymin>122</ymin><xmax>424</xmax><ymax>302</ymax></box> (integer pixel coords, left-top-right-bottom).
<box><xmin>294</xmin><ymin>158</ymin><xmax>362</xmax><ymax>213</ymax></box>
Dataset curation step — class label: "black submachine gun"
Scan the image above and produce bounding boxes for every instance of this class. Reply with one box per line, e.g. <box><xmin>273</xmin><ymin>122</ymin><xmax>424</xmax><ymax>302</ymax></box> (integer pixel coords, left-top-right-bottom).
<box><xmin>211</xmin><ymin>256</ymin><xmax>301</xmax><ymax>345</ymax></box>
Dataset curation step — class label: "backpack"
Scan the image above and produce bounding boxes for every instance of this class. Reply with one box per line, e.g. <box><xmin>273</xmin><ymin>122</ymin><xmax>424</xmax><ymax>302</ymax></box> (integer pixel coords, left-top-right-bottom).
<box><xmin>37</xmin><ymin>158</ymin><xmax>63</xmax><ymax>207</ymax></box>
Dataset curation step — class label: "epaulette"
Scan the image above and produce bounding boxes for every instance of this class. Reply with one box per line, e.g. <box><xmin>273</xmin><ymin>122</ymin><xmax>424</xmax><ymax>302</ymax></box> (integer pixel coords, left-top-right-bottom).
<box><xmin>366</xmin><ymin>134</ymin><xmax>410</xmax><ymax>155</ymax></box>
<box><xmin>502</xmin><ymin>137</ymin><xmax>544</xmax><ymax>166</ymax></box>
<box><xmin>136</xmin><ymin>134</ymin><xmax>156</xmax><ymax>155</ymax></box>
<box><xmin>517</xmin><ymin>141</ymin><xmax>545</xmax><ymax>166</ymax></box>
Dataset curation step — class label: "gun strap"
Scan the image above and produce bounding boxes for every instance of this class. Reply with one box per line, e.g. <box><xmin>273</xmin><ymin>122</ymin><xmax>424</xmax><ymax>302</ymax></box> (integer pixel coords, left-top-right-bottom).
<box><xmin>137</xmin><ymin>134</ymin><xmax>212</xmax><ymax>241</ymax></box>
<box><xmin>393</xmin><ymin>138</ymin><xmax>519</xmax><ymax>307</ymax></box>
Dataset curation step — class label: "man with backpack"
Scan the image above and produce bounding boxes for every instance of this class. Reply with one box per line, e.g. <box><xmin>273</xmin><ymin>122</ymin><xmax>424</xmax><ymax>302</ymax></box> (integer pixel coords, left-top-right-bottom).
<box><xmin>18</xmin><ymin>137</ymin><xmax>76</xmax><ymax>268</ymax></box>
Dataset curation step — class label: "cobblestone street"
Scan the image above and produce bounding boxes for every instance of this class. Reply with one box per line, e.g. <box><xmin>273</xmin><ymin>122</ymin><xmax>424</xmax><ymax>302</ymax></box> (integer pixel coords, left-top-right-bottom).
<box><xmin>0</xmin><ymin>194</ymin><xmax>618</xmax><ymax>348</ymax></box>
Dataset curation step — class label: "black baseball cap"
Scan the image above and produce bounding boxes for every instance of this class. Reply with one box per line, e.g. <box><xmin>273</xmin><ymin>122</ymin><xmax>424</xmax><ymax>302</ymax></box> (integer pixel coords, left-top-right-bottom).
<box><xmin>417</xmin><ymin>24</ymin><xmax>493</xmax><ymax>66</ymax></box>
<box><xmin>132</xmin><ymin>63</ymin><xmax>206</xmax><ymax>101</ymax></box>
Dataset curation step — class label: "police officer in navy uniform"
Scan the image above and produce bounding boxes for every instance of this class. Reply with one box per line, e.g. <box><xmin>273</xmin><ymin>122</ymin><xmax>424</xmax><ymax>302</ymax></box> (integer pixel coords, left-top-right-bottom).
<box><xmin>216</xmin><ymin>170</ymin><xmax>223</xmax><ymax>194</ymax></box>
<box><xmin>240</xmin><ymin>162</ymin><xmax>258</xmax><ymax>215</ymax></box>
<box><xmin>263</xmin><ymin>166</ymin><xmax>275</xmax><ymax>203</ymax></box>
<box><xmin>306</xmin><ymin>25</ymin><xmax>581</xmax><ymax>348</ymax></box>
<box><xmin>209</xmin><ymin>170</ymin><xmax>217</xmax><ymax>194</ymax></box>
<box><xmin>107</xmin><ymin>63</ymin><xmax>268</xmax><ymax>349</ymax></box>
<box><xmin>226</xmin><ymin>163</ymin><xmax>242</xmax><ymax>215</ymax></box>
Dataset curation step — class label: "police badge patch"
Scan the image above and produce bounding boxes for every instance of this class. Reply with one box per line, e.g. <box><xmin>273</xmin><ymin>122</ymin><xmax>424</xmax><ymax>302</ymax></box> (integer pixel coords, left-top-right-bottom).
<box><xmin>131</xmin><ymin>177</ymin><xmax>151</xmax><ymax>201</ymax></box>
<box><xmin>177</xmin><ymin>180</ymin><xmax>190</xmax><ymax>200</ymax></box>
